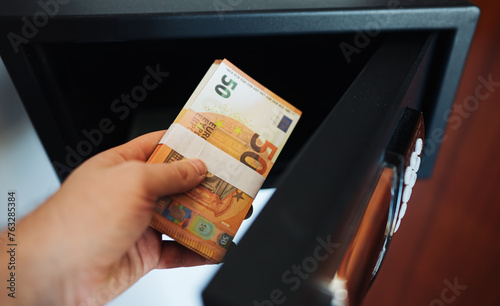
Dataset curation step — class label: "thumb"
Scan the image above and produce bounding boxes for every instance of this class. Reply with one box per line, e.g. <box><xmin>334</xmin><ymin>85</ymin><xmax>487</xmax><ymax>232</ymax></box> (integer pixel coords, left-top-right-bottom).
<box><xmin>140</xmin><ymin>158</ymin><xmax>207</xmax><ymax>199</ymax></box>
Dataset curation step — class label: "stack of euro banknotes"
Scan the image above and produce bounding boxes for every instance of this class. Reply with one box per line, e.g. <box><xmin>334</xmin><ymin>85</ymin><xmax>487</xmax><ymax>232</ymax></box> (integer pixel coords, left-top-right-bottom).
<box><xmin>147</xmin><ymin>59</ymin><xmax>302</xmax><ymax>263</ymax></box>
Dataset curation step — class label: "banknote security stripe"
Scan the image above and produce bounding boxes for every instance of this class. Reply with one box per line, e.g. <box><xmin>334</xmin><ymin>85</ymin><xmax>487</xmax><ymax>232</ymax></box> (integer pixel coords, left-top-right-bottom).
<box><xmin>159</xmin><ymin>123</ymin><xmax>265</xmax><ymax>198</ymax></box>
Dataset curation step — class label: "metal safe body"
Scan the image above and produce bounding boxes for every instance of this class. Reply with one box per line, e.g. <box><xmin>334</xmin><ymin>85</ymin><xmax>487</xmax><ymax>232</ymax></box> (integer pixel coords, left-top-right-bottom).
<box><xmin>0</xmin><ymin>1</ymin><xmax>479</xmax><ymax>305</ymax></box>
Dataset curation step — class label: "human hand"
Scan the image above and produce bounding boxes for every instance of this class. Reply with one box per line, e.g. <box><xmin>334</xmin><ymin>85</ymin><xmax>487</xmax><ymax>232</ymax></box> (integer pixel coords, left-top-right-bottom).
<box><xmin>1</xmin><ymin>131</ymin><xmax>210</xmax><ymax>305</ymax></box>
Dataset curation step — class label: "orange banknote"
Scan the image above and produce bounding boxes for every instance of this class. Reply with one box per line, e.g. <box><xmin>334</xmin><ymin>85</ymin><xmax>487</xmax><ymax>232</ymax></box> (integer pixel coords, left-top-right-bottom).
<box><xmin>147</xmin><ymin>59</ymin><xmax>301</xmax><ymax>262</ymax></box>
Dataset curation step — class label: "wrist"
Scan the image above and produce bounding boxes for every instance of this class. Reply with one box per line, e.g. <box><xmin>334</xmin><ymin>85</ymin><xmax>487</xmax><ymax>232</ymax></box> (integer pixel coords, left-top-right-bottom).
<box><xmin>3</xmin><ymin>199</ymin><xmax>73</xmax><ymax>305</ymax></box>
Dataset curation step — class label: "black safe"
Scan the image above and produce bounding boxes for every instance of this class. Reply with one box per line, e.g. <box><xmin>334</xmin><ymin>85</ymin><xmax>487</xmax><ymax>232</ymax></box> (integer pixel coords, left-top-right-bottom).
<box><xmin>0</xmin><ymin>1</ymin><xmax>479</xmax><ymax>305</ymax></box>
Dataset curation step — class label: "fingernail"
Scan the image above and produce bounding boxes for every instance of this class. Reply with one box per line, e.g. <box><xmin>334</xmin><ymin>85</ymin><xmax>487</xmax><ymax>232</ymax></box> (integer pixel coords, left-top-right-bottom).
<box><xmin>188</xmin><ymin>159</ymin><xmax>207</xmax><ymax>177</ymax></box>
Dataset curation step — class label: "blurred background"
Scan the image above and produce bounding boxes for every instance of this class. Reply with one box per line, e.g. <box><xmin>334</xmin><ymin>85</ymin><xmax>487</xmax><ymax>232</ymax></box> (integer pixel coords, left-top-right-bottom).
<box><xmin>364</xmin><ymin>0</ymin><xmax>500</xmax><ymax>305</ymax></box>
<box><xmin>0</xmin><ymin>0</ymin><xmax>498</xmax><ymax>305</ymax></box>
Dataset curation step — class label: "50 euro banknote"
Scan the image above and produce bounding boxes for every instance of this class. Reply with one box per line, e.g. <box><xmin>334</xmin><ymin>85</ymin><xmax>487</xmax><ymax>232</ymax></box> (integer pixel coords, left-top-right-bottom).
<box><xmin>147</xmin><ymin>59</ymin><xmax>302</xmax><ymax>263</ymax></box>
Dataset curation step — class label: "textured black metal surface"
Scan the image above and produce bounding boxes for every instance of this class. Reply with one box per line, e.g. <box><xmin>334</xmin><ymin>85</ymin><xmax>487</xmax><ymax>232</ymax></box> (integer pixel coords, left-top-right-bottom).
<box><xmin>0</xmin><ymin>0</ymin><xmax>474</xmax><ymax>16</ymax></box>
<box><xmin>203</xmin><ymin>33</ymin><xmax>433</xmax><ymax>306</ymax></box>
<box><xmin>0</xmin><ymin>1</ymin><xmax>479</xmax><ymax>177</ymax></box>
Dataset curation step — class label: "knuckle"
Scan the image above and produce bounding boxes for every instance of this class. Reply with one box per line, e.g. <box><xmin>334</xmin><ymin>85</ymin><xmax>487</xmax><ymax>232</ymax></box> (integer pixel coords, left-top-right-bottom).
<box><xmin>175</xmin><ymin>162</ymin><xmax>191</xmax><ymax>181</ymax></box>
<box><xmin>123</xmin><ymin>161</ymin><xmax>148</xmax><ymax>184</ymax></box>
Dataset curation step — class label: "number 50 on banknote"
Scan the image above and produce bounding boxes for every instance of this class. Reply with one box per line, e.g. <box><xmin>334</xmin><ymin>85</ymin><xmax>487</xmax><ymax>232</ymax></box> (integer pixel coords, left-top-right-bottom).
<box><xmin>147</xmin><ymin>59</ymin><xmax>302</xmax><ymax>263</ymax></box>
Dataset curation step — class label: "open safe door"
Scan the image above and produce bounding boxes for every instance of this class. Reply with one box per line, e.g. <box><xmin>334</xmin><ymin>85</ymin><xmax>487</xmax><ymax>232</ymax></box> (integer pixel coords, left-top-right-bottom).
<box><xmin>203</xmin><ymin>33</ymin><xmax>433</xmax><ymax>306</ymax></box>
